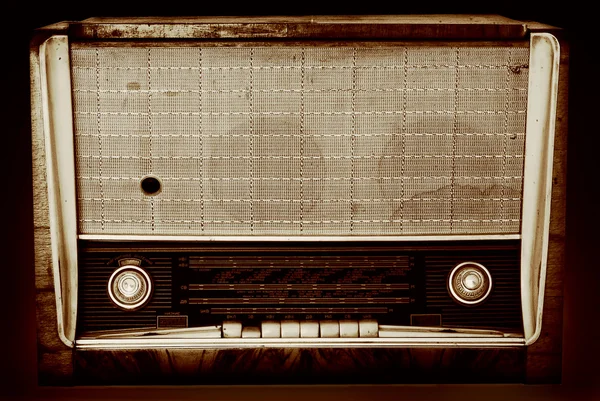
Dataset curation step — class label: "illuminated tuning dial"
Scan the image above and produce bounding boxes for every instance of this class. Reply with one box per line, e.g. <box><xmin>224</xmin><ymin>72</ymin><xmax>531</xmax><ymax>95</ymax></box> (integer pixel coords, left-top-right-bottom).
<box><xmin>447</xmin><ymin>262</ymin><xmax>492</xmax><ymax>306</ymax></box>
<box><xmin>108</xmin><ymin>265</ymin><xmax>153</xmax><ymax>310</ymax></box>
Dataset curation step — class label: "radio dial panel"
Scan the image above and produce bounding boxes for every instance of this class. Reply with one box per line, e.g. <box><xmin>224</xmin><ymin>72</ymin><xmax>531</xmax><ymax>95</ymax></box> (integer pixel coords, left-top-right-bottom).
<box><xmin>78</xmin><ymin>241</ymin><xmax>521</xmax><ymax>335</ymax></box>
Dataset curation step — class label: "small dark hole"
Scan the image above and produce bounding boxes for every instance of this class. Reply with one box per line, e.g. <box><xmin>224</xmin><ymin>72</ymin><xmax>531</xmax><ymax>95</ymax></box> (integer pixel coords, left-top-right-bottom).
<box><xmin>140</xmin><ymin>175</ymin><xmax>161</xmax><ymax>196</ymax></box>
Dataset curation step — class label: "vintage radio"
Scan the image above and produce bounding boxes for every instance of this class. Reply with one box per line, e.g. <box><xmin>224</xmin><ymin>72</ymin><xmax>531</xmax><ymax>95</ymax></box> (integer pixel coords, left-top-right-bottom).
<box><xmin>30</xmin><ymin>15</ymin><xmax>567</xmax><ymax>385</ymax></box>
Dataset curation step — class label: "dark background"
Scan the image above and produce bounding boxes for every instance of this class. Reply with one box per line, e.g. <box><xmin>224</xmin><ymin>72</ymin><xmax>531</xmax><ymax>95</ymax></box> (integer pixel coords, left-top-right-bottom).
<box><xmin>3</xmin><ymin>3</ymin><xmax>599</xmax><ymax>401</ymax></box>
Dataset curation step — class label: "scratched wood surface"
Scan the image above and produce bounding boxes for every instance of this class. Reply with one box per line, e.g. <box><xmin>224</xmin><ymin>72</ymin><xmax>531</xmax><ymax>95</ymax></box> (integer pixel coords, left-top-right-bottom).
<box><xmin>81</xmin><ymin>15</ymin><xmax>526</xmax><ymax>24</ymax></box>
<box><xmin>69</xmin><ymin>15</ymin><xmax>528</xmax><ymax>40</ymax></box>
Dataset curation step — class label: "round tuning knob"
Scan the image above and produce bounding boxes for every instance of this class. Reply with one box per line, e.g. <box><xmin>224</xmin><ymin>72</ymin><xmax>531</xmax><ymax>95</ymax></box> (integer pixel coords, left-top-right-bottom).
<box><xmin>447</xmin><ymin>262</ymin><xmax>492</xmax><ymax>306</ymax></box>
<box><xmin>108</xmin><ymin>265</ymin><xmax>153</xmax><ymax>310</ymax></box>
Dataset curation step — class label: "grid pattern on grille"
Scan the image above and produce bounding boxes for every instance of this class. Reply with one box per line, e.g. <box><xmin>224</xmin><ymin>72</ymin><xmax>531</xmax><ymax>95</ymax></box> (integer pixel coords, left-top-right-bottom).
<box><xmin>71</xmin><ymin>45</ymin><xmax>529</xmax><ymax>236</ymax></box>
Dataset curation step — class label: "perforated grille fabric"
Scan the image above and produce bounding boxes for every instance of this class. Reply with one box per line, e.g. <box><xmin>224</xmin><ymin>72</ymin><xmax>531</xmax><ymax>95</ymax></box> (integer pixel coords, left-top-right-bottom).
<box><xmin>71</xmin><ymin>45</ymin><xmax>529</xmax><ymax>236</ymax></box>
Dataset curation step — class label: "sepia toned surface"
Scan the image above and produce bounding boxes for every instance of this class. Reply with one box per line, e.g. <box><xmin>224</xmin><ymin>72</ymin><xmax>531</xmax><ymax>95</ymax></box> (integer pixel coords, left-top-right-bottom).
<box><xmin>525</xmin><ymin>38</ymin><xmax>568</xmax><ymax>384</ymax></box>
<box><xmin>70</xmin><ymin>15</ymin><xmax>529</xmax><ymax>40</ymax></box>
<box><xmin>30</xmin><ymin>24</ymin><xmax>74</xmax><ymax>385</ymax></box>
<box><xmin>73</xmin><ymin>347</ymin><xmax>526</xmax><ymax>385</ymax></box>
<box><xmin>72</xmin><ymin>45</ymin><xmax>529</xmax><ymax>236</ymax></box>
<box><xmin>31</xmin><ymin>16</ymin><xmax>567</xmax><ymax>385</ymax></box>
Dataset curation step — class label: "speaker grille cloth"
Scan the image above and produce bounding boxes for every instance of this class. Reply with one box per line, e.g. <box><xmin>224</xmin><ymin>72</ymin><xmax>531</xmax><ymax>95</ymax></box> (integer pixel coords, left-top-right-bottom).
<box><xmin>71</xmin><ymin>45</ymin><xmax>529</xmax><ymax>236</ymax></box>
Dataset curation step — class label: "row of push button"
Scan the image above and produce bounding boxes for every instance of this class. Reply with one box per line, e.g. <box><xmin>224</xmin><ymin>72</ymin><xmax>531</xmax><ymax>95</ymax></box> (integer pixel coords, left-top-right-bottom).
<box><xmin>222</xmin><ymin>319</ymin><xmax>379</xmax><ymax>338</ymax></box>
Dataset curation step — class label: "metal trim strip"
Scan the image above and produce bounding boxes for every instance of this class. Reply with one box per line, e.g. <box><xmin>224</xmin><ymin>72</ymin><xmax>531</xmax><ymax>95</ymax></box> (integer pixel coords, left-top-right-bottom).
<box><xmin>75</xmin><ymin>336</ymin><xmax>525</xmax><ymax>349</ymax></box>
<box><xmin>521</xmin><ymin>33</ymin><xmax>560</xmax><ymax>345</ymax></box>
<box><xmin>40</xmin><ymin>35</ymin><xmax>78</xmax><ymax>348</ymax></box>
<box><xmin>79</xmin><ymin>234</ymin><xmax>521</xmax><ymax>242</ymax></box>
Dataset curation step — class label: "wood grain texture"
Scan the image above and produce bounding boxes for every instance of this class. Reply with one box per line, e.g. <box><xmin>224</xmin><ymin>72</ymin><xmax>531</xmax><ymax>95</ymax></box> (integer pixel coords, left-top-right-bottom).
<box><xmin>81</xmin><ymin>15</ymin><xmax>526</xmax><ymax>24</ymax></box>
<box><xmin>74</xmin><ymin>347</ymin><xmax>525</xmax><ymax>385</ymax></box>
<box><xmin>68</xmin><ymin>15</ymin><xmax>528</xmax><ymax>40</ymax></box>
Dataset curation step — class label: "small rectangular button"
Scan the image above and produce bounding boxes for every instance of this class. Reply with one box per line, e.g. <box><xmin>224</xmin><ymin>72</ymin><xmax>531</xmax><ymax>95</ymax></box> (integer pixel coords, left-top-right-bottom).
<box><xmin>339</xmin><ymin>320</ymin><xmax>359</xmax><ymax>338</ymax></box>
<box><xmin>241</xmin><ymin>326</ymin><xmax>261</xmax><ymax>338</ymax></box>
<box><xmin>222</xmin><ymin>321</ymin><xmax>242</xmax><ymax>338</ymax></box>
<box><xmin>156</xmin><ymin>315</ymin><xmax>188</xmax><ymax>329</ymax></box>
<box><xmin>359</xmin><ymin>319</ymin><xmax>379</xmax><ymax>338</ymax></box>
<box><xmin>261</xmin><ymin>320</ymin><xmax>281</xmax><ymax>338</ymax></box>
<box><xmin>320</xmin><ymin>320</ymin><xmax>340</xmax><ymax>338</ymax></box>
<box><xmin>281</xmin><ymin>320</ymin><xmax>300</xmax><ymax>338</ymax></box>
<box><xmin>300</xmin><ymin>320</ymin><xmax>319</xmax><ymax>338</ymax></box>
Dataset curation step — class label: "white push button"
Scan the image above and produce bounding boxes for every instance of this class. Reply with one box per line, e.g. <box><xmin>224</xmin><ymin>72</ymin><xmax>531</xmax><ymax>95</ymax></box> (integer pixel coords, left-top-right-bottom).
<box><xmin>241</xmin><ymin>326</ymin><xmax>261</xmax><ymax>338</ymax></box>
<box><xmin>281</xmin><ymin>320</ymin><xmax>300</xmax><ymax>338</ymax></box>
<box><xmin>300</xmin><ymin>320</ymin><xmax>319</xmax><ymax>338</ymax></box>
<box><xmin>339</xmin><ymin>320</ymin><xmax>359</xmax><ymax>338</ymax></box>
<box><xmin>222</xmin><ymin>321</ymin><xmax>242</xmax><ymax>338</ymax></box>
<box><xmin>359</xmin><ymin>319</ymin><xmax>379</xmax><ymax>338</ymax></box>
<box><xmin>320</xmin><ymin>320</ymin><xmax>340</xmax><ymax>338</ymax></box>
<box><xmin>261</xmin><ymin>320</ymin><xmax>281</xmax><ymax>338</ymax></box>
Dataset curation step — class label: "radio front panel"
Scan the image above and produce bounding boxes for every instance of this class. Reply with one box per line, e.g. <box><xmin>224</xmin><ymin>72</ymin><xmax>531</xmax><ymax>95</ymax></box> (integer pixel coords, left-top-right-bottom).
<box><xmin>77</xmin><ymin>241</ymin><xmax>522</xmax><ymax>336</ymax></box>
<box><xmin>31</xmin><ymin>16</ymin><xmax>566</xmax><ymax>384</ymax></box>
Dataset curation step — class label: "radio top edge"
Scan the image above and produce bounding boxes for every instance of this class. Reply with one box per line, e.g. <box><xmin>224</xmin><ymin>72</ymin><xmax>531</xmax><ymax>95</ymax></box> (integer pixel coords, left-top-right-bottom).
<box><xmin>31</xmin><ymin>15</ymin><xmax>564</xmax><ymax>42</ymax></box>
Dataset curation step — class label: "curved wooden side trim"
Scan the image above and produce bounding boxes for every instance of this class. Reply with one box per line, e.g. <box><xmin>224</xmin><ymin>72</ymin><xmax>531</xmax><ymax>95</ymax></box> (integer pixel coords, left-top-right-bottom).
<box><xmin>31</xmin><ymin>26</ymin><xmax>74</xmax><ymax>385</ymax></box>
<box><xmin>525</xmin><ymin>35</ymin><xmax>568</xmax><ymax>384</ymax></box>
